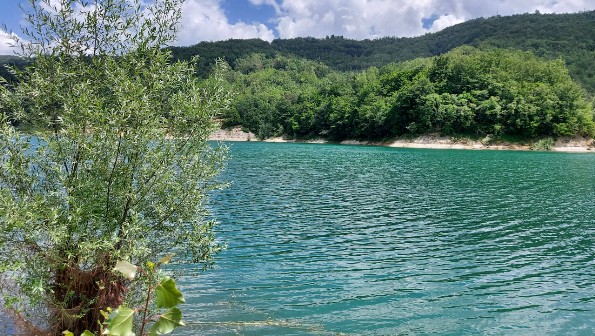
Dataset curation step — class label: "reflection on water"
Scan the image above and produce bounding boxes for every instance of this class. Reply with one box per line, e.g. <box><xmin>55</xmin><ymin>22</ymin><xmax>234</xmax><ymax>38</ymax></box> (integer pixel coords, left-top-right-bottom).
<box><xmin>177</xmin><ymin>143</ymin><xmax>595</xmax><ymax>335</ymax></box>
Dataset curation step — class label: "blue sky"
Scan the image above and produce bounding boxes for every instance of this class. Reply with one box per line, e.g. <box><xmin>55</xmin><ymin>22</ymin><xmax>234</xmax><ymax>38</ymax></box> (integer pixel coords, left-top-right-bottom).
<box><xmin>0</xmin><ymin>1</ymin><xmax>22</xmax><ymax>33</ymax></box>
<box><xmin>2</xmin><ymin>0</ymin><xmax>595</xmax><ymax>54</ymax></box>
<box><xmin>222</xmin><ymin>0</ymin><xmax>277</xmax><ymax>27</ymax></box>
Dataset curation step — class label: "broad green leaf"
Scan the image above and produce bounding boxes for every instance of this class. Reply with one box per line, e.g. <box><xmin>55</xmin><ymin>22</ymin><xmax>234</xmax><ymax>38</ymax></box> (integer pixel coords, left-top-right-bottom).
<box><xmin>62</xmin><ymin>331</ymin><xmax>74</xmax><ymax>336</ymax></box>
<box><xmin>148</xmin><ymin>307</ymin><xmax>185</xmax><ymax>335</ymax></box>
<box><xmin>155</xmin><ymin>277</ymin><xmax>185</xmax><ymax>308</ymax></box>
<box><xmin>81</xmin><ymin>331</ymin><xmax>95</xmax><ymax>336</ymax></box>
<box><xmin>113</xmin><ymin>260</ymin><xmax>137</xmax><ymax>280</ymax></box>
<box><xmin>102</xmin><ymin>306</ymin><xmax>135</xmax><ymax>336</ymax></box>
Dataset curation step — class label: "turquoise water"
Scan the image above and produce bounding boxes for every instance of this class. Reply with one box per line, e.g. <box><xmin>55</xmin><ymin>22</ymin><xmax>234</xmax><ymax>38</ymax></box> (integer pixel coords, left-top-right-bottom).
<box><xmin>177</xmin><ymin>142</ymin><xmax>594</xmax><ymax>335</ymax></box>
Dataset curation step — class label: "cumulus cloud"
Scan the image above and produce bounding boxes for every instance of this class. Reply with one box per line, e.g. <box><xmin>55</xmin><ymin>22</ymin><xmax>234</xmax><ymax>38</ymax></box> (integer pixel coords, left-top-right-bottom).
<box><xmin>428</xmin><ymin>14</ymin><xmax>465</xmax><ymax>32</ymax></box>
<box><xmin>0</xmin><ymin>30</ymin><xmax>17</xmax><ymax>55</ymax></box>
<box><xmin>267</xmin><ymin>0</ymin><xmax>595</xmax><ymax>40</ymax></box>
<box><xmin>249</xmin><ymin>0</ymin><xmax>282</xmax><ymax>14</ymax></box>
<box><xmin>3</xmin><ymin>0</ymin><xmax>595</xmax><ymax>46</ymax></box>
<box><xmin>273</xmin><ymin>0</ymin><xmax>457</xmax><ymax>39</ymax></box>
<box><xmin>176</xmin><ymin>0</ymin><xmax>275</xmax><ymax>45</ymax></box>
<box><xmin>432</xmin><ymin>0</ymin><xmax>594</xmax><ymax>19</ymax></box>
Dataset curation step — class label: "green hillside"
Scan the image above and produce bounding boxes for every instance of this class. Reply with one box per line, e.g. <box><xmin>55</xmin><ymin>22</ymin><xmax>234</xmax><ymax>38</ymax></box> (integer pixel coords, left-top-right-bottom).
<box><xmin>3</xmin><ymin>11</ymin><xmax>594</xmax><ymax>141</ymax></box>
<box><xmin>223</xmin><ymin>48</ymin><xmax>594</xmax><ymax>141</ymax></box>
<box><xmin>170</xmin><ymin>10</ymin><xmax>595</xmax><ymax>94</ymax></box>
<box><xmin>0</xmin><ymin>56</ymin><xmax>29</xmax><ymax>84</ymax></box>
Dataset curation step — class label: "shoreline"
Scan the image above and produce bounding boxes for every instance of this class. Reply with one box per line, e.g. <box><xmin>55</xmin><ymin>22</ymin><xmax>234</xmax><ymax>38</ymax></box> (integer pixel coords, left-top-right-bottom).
<box><xmin>209</xmin><ymin>128</ymin><xmax>595</xmax><ymax>153</ymax></box>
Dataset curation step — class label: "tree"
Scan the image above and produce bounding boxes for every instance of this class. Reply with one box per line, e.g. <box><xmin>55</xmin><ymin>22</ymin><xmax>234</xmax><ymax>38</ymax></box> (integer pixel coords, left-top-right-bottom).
<box><xmin>0</xmin><ymin>0</ymin><xmax>230</xmax><ymax>334</ymax></box>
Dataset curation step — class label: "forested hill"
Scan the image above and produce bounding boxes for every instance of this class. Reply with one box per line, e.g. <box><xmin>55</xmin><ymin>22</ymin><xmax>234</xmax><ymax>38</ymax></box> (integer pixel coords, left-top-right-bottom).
<box><xmin>0</xmin><ymin>56</ymin><xmax>29</xmax><ymax>83</ymax></box>
<box><xmin>170</xmin><ymin>10</ymin><xmax>595</xmax><ymax>93</ymax></box>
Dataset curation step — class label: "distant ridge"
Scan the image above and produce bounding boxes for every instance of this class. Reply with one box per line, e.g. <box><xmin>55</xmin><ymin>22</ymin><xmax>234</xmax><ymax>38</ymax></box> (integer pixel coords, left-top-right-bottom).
<box><xmin>2</xmin><ymin>11</ymin><xmax>594</xmax><ymax>93</ymax></box>
<box><xmin>170</xmin><ymin>10</ymin><xmax>595</xmax><ymax>94</ymax></box>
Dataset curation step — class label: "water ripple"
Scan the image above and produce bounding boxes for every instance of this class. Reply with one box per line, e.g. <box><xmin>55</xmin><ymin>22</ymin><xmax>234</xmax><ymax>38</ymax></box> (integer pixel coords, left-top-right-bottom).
<box><xmin>177</xmin><ymin>143</ymin><xmax>595</xmax><ymax>335</ymax></box>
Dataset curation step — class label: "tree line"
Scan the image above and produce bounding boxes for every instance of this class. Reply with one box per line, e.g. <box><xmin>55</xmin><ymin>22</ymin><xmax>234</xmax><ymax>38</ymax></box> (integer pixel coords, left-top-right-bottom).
<box><xmin>223</xmin><ymin>48</ymin><xmax>595</xmax><ymax>140</ymax></box>
<box><xmin>3</xmin><ymin>10</ymin><xmax>595</xmax><ymax>141</ymax></box>
<box><xmin>169</xmin><ymin>10</ymin><xmax>595</xmax><ymax>94</ymax></box>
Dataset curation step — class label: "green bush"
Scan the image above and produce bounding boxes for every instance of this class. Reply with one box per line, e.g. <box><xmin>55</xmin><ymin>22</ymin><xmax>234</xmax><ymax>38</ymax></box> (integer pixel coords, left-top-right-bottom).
<box><xmin>0</xmin><ymin>0</ymin><xmax>229</xmax><ymax>334</ymax></box>
<box><xmin>531</xmin><ymin>137</ymin><xmax>555</xmax><ymax>150</ymax></box>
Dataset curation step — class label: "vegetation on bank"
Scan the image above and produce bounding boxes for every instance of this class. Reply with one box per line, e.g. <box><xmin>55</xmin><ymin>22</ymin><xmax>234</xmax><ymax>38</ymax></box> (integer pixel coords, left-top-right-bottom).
<box><xmin>166</xmin><ymin>11</ymin><xmax>595</xmax><ymax>143</ymax></box>
<box><xmin>3</xmin><ymin>11</ymin><xmax>594</xmax><ymax>144</ymax></box>
<box><xmin>0</xmin><ymin>0</ymin><xmax>228</xmax><ymax>334</ymax></box>
<box><xmin>223</xmin><ymin>48</ymin><xmax>595</xmax><ymax>141</ymax></box>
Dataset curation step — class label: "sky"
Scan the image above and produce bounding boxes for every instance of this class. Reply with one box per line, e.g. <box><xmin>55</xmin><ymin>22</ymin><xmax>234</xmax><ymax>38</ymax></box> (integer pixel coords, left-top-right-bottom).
<box><xmin>1</xmin><ymin>0</ymin><xmax>595</xmax><ymax>54</ymax></box>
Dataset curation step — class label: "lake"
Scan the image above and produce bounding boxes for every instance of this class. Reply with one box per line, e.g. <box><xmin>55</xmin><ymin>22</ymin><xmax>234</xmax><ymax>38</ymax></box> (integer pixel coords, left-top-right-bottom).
<box><xmin>177</xmin><ymin>142</ymin><xmax>594</xmax><ymax>335</ymax></box>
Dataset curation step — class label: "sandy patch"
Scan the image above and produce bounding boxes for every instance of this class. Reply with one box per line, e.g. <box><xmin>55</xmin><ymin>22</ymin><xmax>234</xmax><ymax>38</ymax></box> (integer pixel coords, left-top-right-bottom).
<box><xmin>211</xmin><ymin>129</ymin><xmax>595</xmax><ymax>152</ymax></box>
<box><xmin>209</xmin><ymin>127</ymin><xmax>256</xmax><ymax>141</ymax></box>
<box><xmin>552</xmin><ymin>146</ymin><xmax>592</xmax><ymax>152</ymax></box>
<box><xmin>387</xmin><ymin>134</ymin><xmax>530</xmax><ymax>151</ymax></box>
<box><xmin>265</xmin><ymin>137</ymin><xmax>327</xmax><ymax>144</ymax></box>
<box><xmin>382</xmin><ymin>134</ymin><xmax>592</xmax><ymax>152</ymax></box>
<box><xmin>551</xmin><ymin>136</ymin><xmax>594</xmax><ymax>152</ymax></box>
<box><xmin>263</xmin><ymin>137</ymin><xmax>287</xmax><ymax>143</ymax></box>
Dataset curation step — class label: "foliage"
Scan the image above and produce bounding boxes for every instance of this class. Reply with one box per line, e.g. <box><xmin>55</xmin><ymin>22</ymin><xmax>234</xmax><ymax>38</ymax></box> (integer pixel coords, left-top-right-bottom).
<box><xmin>170</xmin><ymin>39</ymin><xmax>274</xmax><ymax>78</ymax></box>
<box><xmin>3</xmin><ymin>9</ymin><xmax>594</xmax><ymax>142</ymax></box>
<box><xmin>3</xmin><ymin>10</ymin><xmax>594</xmax><ymax>97</ymax></box>
<box><xmin>159</xmin><ymin>10</ymin><xmax>595</xmax><ymax>94</ymax></box>
<box><xmin>63</xmin><ymin>330</ymin><xmax>95</xmax><ymax>336</ymax></box>
<box><xmin>62</xmin><ymin>257</ymin><xmax>186</xmax><ymax>336</ymax></box>
<box><xmin>224</xmin><ymin>48</ymin><xmax>594</xmax><ymax>141</ymax></box>
<box><xmin>0</xmin><ymin>56</ymin><xmax>30</xmax><ymax>85</ymax></box>
<box><xmin>223</xmin><ymin>54</ymin><xmax>335</xmax><ymax>139</ymax></box>
<box><xmin>0</xmin><ymin>0</ymin><xmax>229</xmax><ymax>334</ymax></box>
<box><xmin>104</xmin><ymin>257</ymin><xmax>185</xmax><ymax>336</ymax></box>
<box><xmin>530</xmin><ymin>137</ymin><xmax>555</xmax><ymax>151</ymax></box>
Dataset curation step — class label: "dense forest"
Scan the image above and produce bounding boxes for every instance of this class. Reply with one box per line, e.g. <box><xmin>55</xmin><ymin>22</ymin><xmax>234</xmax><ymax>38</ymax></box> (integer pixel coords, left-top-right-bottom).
<box><xmin>170</xmin><ymin>10</ymin><xmax>595</xmax><ymax>94</ymax></box>
<box><xmin>0</xmin><ymin>56</ymin><xmax>29</xmax><ymax>84</ymax></box>
<box><xmin>223</xmin><ymin>48</ymin><xmax>594</xmax><ymax>140</ymax></box>
<box><xmin>2</xmin><ymin>11</ymin><xmax>595</xmax><ymax>141</ymax></box>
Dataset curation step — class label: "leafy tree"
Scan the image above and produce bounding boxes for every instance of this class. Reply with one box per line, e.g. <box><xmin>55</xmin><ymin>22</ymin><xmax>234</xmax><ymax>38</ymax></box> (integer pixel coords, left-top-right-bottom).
<box><xmin>0</xmin><ymin>0</ymin><xmax>230</xmax><ymax>334</ymax></box>
<box><xmin>155</xmin><ymin>11</ymin><xmax>595</xmax><ymax>94</ymax></box>
<box><xmin>223</xmin><ymin>48</ymin><xmax>594</xmax><ymax>141</ymax></box>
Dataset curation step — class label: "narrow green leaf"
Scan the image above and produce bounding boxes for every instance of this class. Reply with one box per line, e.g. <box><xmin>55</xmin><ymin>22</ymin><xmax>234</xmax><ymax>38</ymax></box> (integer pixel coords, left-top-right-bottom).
<box><xmin>157</xmin><ymin>254</ymin><xmax>175</xmax><ymax>266</ymax></box>
<box><xmin>62</xmin><ymin>331</ymin><xmax>74</xmax><ymax>336</ymax></box>
<box><xmin>102</xmin><ymin>306</ymin><xmax>135</xmax><ymax>336</ymax></box>
<box><xmin>155</xmin><ymin>277</ymin><xmax>185</xmax><ymax>308</ymax></box>
<box><xmin>113</xmin><ymin>260</ymin><xmax>137</xmax><ymax>280</ymax></box>
<box><xmin>148</xmin><ymin>307</ymin><xmax>185</xmax><ymax>335</ymax></box>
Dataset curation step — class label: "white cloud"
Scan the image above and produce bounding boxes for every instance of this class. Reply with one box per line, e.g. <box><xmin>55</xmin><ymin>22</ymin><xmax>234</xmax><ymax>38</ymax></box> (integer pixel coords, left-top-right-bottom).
<box><xmin>428</xmin><ymin>14</ymin><xmax>465</xmax><ymax>32</ymax></box>
<box><xmin>249</xmin><ymin>0</ymin><xmax>282</xmax><ymax>14</ymax></box>
<box><xmin>433</xmin><ymin>0</ymin><xmax>595</xmax><ymax>19</ymax></box>
<box><xmin>0</xmin><ymin>30</ymin><xmax>17</xmax><ymax>55</ymax></box>
<box><xmin>274</xmin><ymin>0</ymin><xmax>449</xmax><ymax>39</ymax></box>
<box><xmin>269</xmin><ymin>0</ymin><xmax>595</xmax><ymax>40</ymax></box>
<box><xmin>3</xmin><ymin>0</ymin><xmax>595</xmax><ymax>47</ymax></box>
<box><xmin>176</xmin><ymin>0</ymin><xmax>275</xmax><ymax>45</ymax></box>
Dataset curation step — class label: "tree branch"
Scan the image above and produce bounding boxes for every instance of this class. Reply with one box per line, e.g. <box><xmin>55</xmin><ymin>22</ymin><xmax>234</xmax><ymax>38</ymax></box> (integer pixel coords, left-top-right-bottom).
<box><xmin>105</xmin><ymin>131</ymin><xmax>123</xmax><ymax>222</ymax></box>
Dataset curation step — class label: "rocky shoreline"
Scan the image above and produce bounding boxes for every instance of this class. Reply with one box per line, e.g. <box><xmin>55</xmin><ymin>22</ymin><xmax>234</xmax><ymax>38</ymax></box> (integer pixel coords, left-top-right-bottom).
<box><xmin>210</xmin><ymin>127</ymin><xmax>595</xmax><ymax>153</ymax></box>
